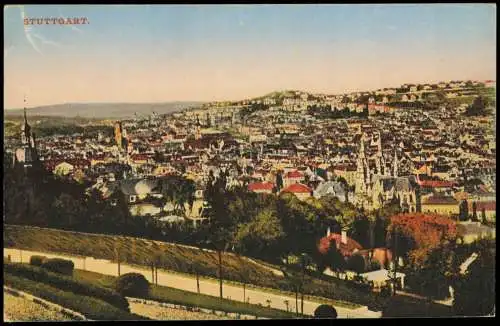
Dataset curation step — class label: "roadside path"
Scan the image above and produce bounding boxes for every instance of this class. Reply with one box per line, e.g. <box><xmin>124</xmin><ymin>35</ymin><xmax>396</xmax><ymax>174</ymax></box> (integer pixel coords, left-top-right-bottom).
<box><xmin>4</xmin><ymin>248</ymin><xmax>381</xmax><ymax>318</ymax></box>
<box><xmin>397</xmin><ymin>290</ymin><xmax>453</xmax><ymax>306</ymax></box>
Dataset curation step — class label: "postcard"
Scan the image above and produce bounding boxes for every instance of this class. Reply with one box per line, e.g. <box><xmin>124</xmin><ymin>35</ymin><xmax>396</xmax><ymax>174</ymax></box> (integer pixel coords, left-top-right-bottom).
<box><xmin>3</xmin><ymin>4</ymin><xmax>496</xmax><ymax>321</ymax></box>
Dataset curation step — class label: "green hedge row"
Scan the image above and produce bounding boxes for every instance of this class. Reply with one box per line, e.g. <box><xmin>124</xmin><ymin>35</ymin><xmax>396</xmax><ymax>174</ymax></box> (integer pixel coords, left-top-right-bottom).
<box><xmin>4</xmin><ymin>273</ymin><xmax>147</xmax><ymax>321</ymax></box>
<box><xmin>30</xmin><ymin>255</ymin><xmax>47</xmax><ymax>266</ymax></box>
<box><xmin>4</xmin><ymin>263</ymin><xmax>129</xmax><ymax>312</ymax></box>
<box><xmin>29</xmin><ymin>256</ymin><xmax>75</xmax><ymax>276</ymax></box>
<box><xmin>148</xmin><ymin>283</ymin><xmax>299</xmax><ymax>319</ymax></box>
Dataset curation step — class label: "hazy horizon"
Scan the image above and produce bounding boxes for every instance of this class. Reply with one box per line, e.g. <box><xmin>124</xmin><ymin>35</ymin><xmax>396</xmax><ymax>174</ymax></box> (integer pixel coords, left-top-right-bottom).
<box><xmin>4</xmin><ymin>4</ymin><xmax>496</xmax><ymax>109</ymax></box>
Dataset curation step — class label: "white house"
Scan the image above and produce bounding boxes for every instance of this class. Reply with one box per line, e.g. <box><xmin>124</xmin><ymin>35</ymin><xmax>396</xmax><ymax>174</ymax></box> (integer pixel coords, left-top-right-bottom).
<box><xmin>360</xmin><ymin>269</ymin><xmax>406</xmax><ymax>291</ymax></box>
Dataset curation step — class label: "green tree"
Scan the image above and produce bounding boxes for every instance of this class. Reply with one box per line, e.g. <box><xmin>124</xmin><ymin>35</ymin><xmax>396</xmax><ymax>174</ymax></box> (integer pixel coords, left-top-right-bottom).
<box><xmin>202</xmin><ymin>170</ymin><xmax>235</xmax><ymax>299</ymax></box>
<box><xmin>347</xmin><ymin>254</ymin><xmax>366</xmax><ymax>275</ymax></box>
<box><xmin>160</xmin><ymin>175</ymin><xmax>195</xmax><ymax>214</ymax></box>
<box><xmin>373</xmin><ymin>214</ymin><xmax>389</xmax><ymax>248</ymax></box>
<box><xmin>406</xmin><ymin>243</ymin><xmax>460</xmax><ymax>299</ymax></box>
<box><xmin>276</xmin><ymin>171</ymin><xmax>284</xmax><ymax>192</ymax></box>
<box><xmin>233</xmin><ymin>208</ymin><xmax>285</xmax><ymax>259</ymax></box>
<box><xmin>453</xmin><ymin>239</ymin><xmax>495</xmax><ymax>316</ymax></box>
<box><xmin>323</xmin><ymin>240</ymin><xmax>346</xmax><ymax>274</ymax></box>
<box><xmin>472</xmin><ymin>202</ymin><xmax>478</xmax><ymax>221</ymax></box>
<box><xmin>351</xmin><ymin>217</ymin><xmax>370</xmax><ymax>248</ymax></box>
<box><xmin>465</xmin><ymin>96</ymin><xmax>491</xmax><ymax>116</ymax></box>
<box><xmin>459</xmin><ymin>200</ymin><xmax>469</xmax><ymax>221</ymax></box>
<box><xmin>50</xmin><ymin>193</ymin><xmax>86</xmax><ymax>228</ymax></box>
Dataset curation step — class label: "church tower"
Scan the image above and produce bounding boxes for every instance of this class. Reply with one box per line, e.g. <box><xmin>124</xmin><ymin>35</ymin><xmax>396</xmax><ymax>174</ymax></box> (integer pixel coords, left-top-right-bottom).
<box><xmin>373</xmin><ymin>132</ymin><xmax>383</xmax><ymax>175</ymax></box>
<box><xmin>392</xmin><ymin>148</ymin><xmax>399</xmax><ymax>178</ymax></box>
<box><xmin>114</xmin><ymin>121</ymin><xmax>123</xmax><ymax>150</ymax></box>
<box><xmin>15</xmin><ymin>97</ymin><xmax>39</xmax><ymax>169</ymax></box>
<box><xmin>355</xmin><ymin>134</ymin><xmax>368</xmax><ymax>194</ymax></box>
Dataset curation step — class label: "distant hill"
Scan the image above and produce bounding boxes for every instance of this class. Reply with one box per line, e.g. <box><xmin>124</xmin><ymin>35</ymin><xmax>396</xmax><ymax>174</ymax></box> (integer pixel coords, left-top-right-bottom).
<box><xmin>4</xmin><ymin>102</ymin><xmax>204</xmax><ymax>119</ymax></box>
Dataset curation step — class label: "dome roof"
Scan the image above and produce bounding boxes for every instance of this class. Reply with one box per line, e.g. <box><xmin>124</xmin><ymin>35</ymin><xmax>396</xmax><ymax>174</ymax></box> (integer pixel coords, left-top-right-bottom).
<box><xmin>134</xmin><ymin>180</ymin><xmax>154</xmax><ymax>196</ymax></box>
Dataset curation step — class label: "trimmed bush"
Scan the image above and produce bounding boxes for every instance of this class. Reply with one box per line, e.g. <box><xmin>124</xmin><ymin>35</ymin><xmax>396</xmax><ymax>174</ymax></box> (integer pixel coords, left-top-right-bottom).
<box><xmin>314</xmin><ymin>304</ymin><xmax>338</xmax><ymax>318</ymax></box>
<box><xmin>30</xmin><ymin>255</ymin><xmax>48</xmax><ymax>267</ymax></box>
<box><xmin>115</xmin><ymin>273</ymin><xmax>150</xmax><ymax>298</ymax></box>
<box><xmin>41</xmin><ymin>258</ymin><xmax>74</xmax><ymax>276</ymax></box>
<box><xmin>4</xmin><ymin>263</ymin><xmax>129</xmax><ymax>311</ymax></box>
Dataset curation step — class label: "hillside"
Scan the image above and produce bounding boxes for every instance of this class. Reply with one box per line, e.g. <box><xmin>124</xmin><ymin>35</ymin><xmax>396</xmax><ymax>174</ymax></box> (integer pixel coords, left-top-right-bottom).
<box><xmin>4</xmin><ymin>224</ymin><xmax>381</xmax><ymax>309</ymax></box>
<box><xmin>4</xmin><ymin>102</ymin><xmax>203</xmax><ymax>119</ymax></box>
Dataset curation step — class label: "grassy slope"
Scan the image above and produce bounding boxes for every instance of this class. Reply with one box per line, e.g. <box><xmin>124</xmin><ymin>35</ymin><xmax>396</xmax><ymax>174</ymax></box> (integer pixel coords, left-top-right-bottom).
<box><xmin>4</xmin><ymin>224</ymin><xmax>455</xmax><ymax>317</ymax></box>
<box><xmin>4</xmin><ymin>225</ymin><xmax>374</xmax><ymax>307</ymax></box>
<box><xmin>74</xmin><ymin>269</ymin><xmax>299</xmax><ymax>319</ymax></box>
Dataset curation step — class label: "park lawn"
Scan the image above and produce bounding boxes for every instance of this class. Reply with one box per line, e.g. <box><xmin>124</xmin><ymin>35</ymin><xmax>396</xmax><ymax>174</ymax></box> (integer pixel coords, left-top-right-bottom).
<box><xmin>74</xmin><ymin>269</ymin><xmax>300</xmax><ymax>319</ymax></box>
<box><xmin>3</xmin><ymin>273</ymin><xmax>148</xmax><ymax>321</ymax></box>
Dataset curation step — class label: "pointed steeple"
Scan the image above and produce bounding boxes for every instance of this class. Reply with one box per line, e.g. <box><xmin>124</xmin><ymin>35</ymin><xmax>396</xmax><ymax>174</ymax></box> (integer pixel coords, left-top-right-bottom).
<box><xmin>23</xmin><ymin>95</ymin><xmax>28</xmax><ymax>124</ymax></box>
<box><xmin>359</xmin><ymin>134</ymin><xmax>366</xmax><ymax>158</ymax></box>
<box><xmin>22</xmin><ymin>95</ymin><xmax>32</xmax><ymax>146</ymax></box>
<box><xmin>392</xmin><ymin>148</ymin><xmax>399</xmax><ymax>178</ymax></box>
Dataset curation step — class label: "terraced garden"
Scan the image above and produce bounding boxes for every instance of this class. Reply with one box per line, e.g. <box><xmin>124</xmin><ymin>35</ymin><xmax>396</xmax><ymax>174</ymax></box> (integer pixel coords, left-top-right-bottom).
<box><xmin>4</xmin><ymin>291</ymin><xmax>76</xmax><ymax>322</ymax></box>
<box><xmin>128</xmin><ymin>301</ymin><xmax>232</xmax><ymax>320</ymax></box>
<box><xmin>4</xmin><ymin>224</ymin><xmax>457</xmax><ymax>317</ymax></box>
<box><xmin>4</xmin><ymin>224</ymin><xmax>383</xmax><ymax>309</ymax></box>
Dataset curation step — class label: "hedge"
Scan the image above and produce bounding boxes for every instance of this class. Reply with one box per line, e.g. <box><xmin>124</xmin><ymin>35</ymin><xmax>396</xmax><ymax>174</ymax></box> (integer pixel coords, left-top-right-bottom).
<box><xmin>41</xmin><ymin>258</ymin><xmax>74</xmax><ymax>276</ymax></box>
<box><xmin>4</xmin><ymin>263</ymin><xmax>129</xmax><ymax>312</ymax></box>
<box><xmin>115</xmin><ymin>273</ymin><xmax>150</xmax><ymax>298</ymax></box>
<box><xmin>4</xmin><ymin>273</ymin><xmax>147</xmax><ymax>321</ymax></box>
<box><xmin>30</xmin><ymin>255</ymin><xmax>48</xmax><ymax>267</ymax></box>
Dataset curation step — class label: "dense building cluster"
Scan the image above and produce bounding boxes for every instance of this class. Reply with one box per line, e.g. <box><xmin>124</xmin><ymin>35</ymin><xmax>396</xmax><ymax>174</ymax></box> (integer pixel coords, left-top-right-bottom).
<box><xmin>5</xmin><ymin>80</ymin><xmax>496</xmax><ymax>225</ymax></box>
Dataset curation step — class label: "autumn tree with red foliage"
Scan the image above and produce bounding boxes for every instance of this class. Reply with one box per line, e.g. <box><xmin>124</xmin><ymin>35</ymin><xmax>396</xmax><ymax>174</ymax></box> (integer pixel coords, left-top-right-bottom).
<box><xmin>387</xmin><ymin>213</ymin><xmax>458</xmax><ymax>266</ymax></box>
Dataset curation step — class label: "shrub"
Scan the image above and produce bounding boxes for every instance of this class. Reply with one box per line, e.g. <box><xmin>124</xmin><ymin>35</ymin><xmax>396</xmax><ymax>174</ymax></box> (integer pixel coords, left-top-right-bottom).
<box><xmin>314</xmin><ymin>304</ymin><xmax>338</xmax><ymax>318</ymax></box>
<box><xmin>41</xmin><ymin>258</ymin><xmax>74</xmax><ymax>276</ymax></box>
<box><xmin>30</xmin><ymin>255</ymin><xmax>48</xmax><ymax>267</ymax></box>
<box><xmin>115</xmin><ymin>273</ymin><xmax>150</xmax><ymax>298</ymax></box>
<box><xmin>4</xmin><ymin>263</ymin><xmax>129</xmax><ymax>311</ymax></box>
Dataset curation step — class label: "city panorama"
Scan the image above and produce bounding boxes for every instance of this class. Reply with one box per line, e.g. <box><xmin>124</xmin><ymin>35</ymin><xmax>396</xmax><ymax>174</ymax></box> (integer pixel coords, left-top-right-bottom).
<box><xmin>3</xmin><ymin>4</ymin><xmax>496</xmax><ymax>321</ymax></box>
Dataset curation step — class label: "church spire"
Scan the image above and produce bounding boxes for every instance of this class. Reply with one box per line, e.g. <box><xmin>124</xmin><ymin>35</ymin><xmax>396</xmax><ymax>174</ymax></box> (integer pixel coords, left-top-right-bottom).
<box><xmin>22</xmin><ymin>95</ymin><xmax>32</xmax><ymax>146</ymax></box>
<box><xmin>392</xmin><ymin>148</ymin><xmax>399</xmax><ymax>178</ymax></box>
<box><xmin>24</xmin><ymin>95</ymin><xmax>28</xmax><ymax>123</ymax></box>
<box><xmin>359</xmin><ymin>133</ymin><xmax>366</xmax><ymax>158</ymax></box>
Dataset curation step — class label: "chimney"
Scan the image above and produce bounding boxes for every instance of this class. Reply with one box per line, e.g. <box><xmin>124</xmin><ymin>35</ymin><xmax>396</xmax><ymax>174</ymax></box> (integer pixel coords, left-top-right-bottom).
<box><xmin>341</xmin><ymin>230</ymin><xmax>347</xmax><ymax>245</ymax></box>
<box><xmin>326</xmin><ymin>227</ymin><xmax>331</xmax><ymax>237</ymax></box>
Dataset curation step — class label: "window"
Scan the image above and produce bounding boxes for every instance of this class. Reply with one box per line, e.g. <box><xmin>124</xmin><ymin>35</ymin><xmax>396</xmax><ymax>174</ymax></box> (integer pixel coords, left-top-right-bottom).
<box><xmin>129</xmin><ymin>195</ymin><xmax>137</xmax><ymax>203</ymax></box>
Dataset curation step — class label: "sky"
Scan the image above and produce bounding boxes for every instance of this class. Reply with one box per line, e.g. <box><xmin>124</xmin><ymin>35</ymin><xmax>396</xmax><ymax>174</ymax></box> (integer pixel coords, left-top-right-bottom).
<box><xmin>4</xmin><ymin>4</ymin><xmax>497</xmax><ymax>109</ymax></box>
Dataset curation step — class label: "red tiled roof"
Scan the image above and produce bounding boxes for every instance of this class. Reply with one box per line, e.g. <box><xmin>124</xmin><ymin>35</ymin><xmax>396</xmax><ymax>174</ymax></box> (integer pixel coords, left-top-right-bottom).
<box><xmin>286</xmin><ymin>170</ymin><xmax>304</xmax><ymax>178</ymax></box>
<box><xmin>318</xmin><ymin>234</ymin><xmax>363</xmax><ymax>257</ymax></box>
<box><xmin>419</xmin><ymin>180</ymin><xmax>457</xmax><ymax>188</ymax></box>
<box><xmin>357</xmin><ymin>248</ymin><xmax>394</xmax><ymax>266</ymax></box>
<box><xmin>248</xmin><ymin>182</ymin><xmax>274</xmax><ymax>192</ymax></box>
<box><xmin>422</xmin><ymin>196</ymin><xmax>459</xmax><ymax>205</ymax></box>
<box><xmin>282</xmin><ymin>183</ymin><xmax>312</xmax><ymax>194</ymax></box>
<box><xmin>130</xmin><ymin>154</ymin><xmax>149</xmax><ymax>161</ymax></box>
<box><xmin>468</xmin><ymin>201</ymin><xmax>496</xmax><ymax>212</ymax></box>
